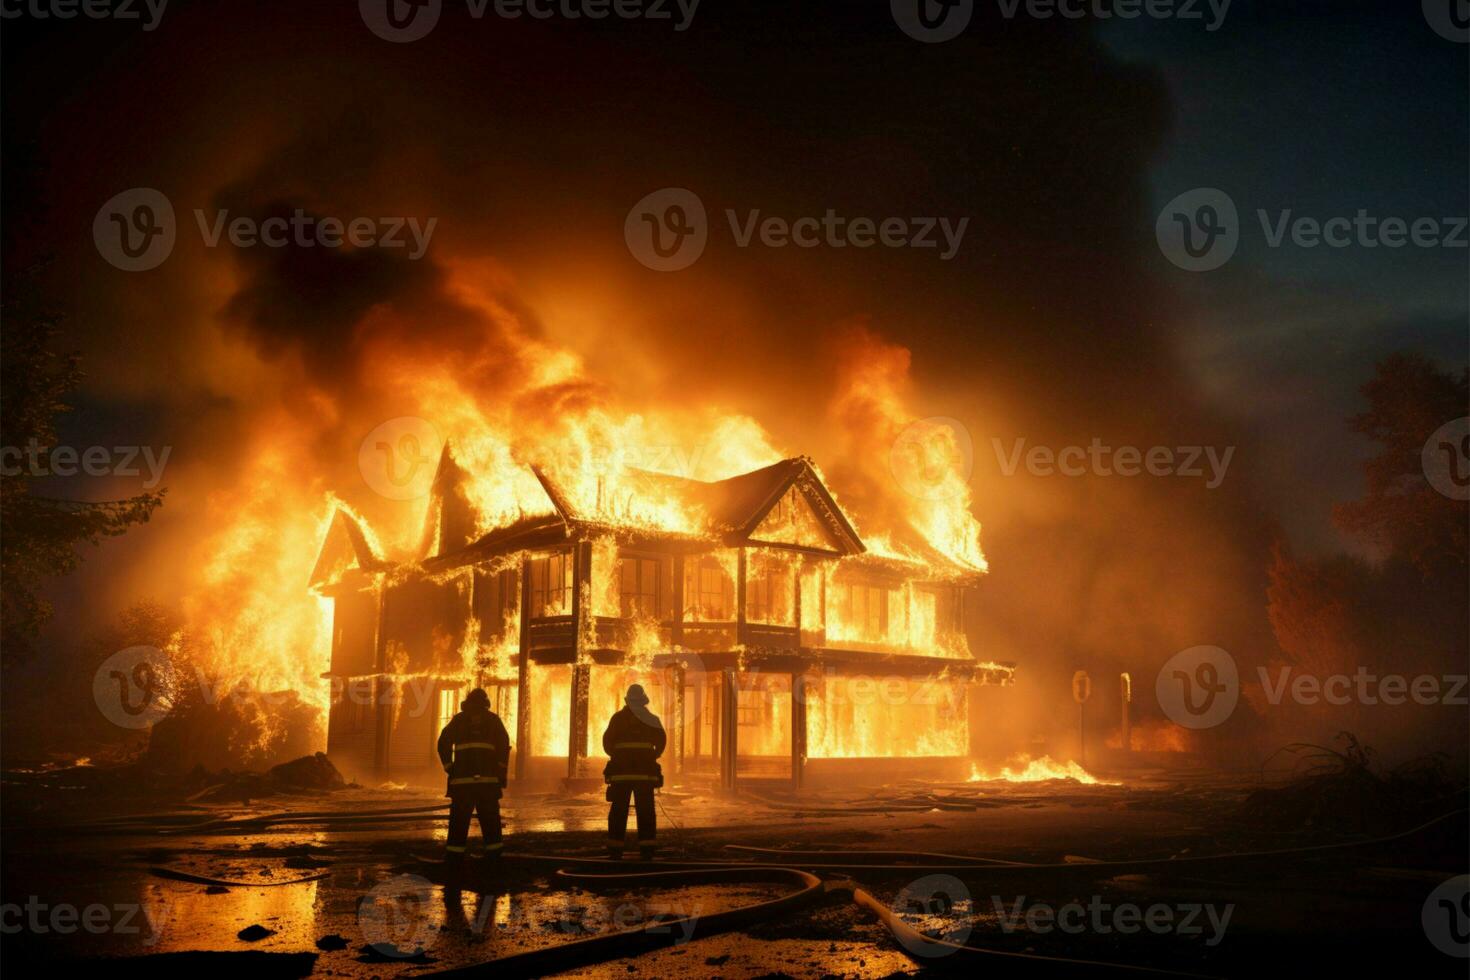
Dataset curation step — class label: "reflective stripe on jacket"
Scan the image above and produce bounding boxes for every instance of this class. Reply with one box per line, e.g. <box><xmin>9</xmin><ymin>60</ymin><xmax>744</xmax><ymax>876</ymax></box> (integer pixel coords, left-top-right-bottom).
<box><xmin>437</xmin><ymin>706</ymin><xmax>510</xmax><ymax>796</ymax></box>
<box><xmin>601</xmin><ymin>705</ymin><xmax>666</xmax><ymax>783</ymax></box>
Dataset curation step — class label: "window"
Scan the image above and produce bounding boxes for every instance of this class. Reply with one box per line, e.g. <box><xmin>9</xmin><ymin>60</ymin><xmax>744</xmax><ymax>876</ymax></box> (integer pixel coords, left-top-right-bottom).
<box><xmin>498</xmin><ymin>567</ymin><xmax>518</xmax><ymax>619</ymax></box>
<box><xmin>745</xmin><ymin>558</ymin><xmax>795</xmax><ymax>625</ymax></box>
<box><xmin>437</xmin><ymin>688</ymin><xmax>458</xmax><ymax>728</ymax></box>
<box><xmin>912</xmin><ymin>589</ymin><xmax>937</xmax><ymax>647</ymax></box>
<box><xmin>834</xmin><ymin>580</ymin><xmax>894</xmax><ymax>642</ymax></box>
<box><xmin>473</xmin><ymin>566</ymin><xmax>521</xmax><ymax>638</ymax></box>
<box><xmin>618</xmin><ymin>556</ymin><xmax>660</xmax><ymax>618</ymax></box>
<box><xmin>683</xmin><ymin>557</ymin><xmax>734</xmax><ymax>621</ymax></box>
<box><xmin>530</xmin><ymin>552</ymin><xmax>572</xmax><ymax>617</ymax></box>
<box><xmin>435</xmin><ymin>687</ymin><xmax>459</xmax><ymax>762</ymax></box>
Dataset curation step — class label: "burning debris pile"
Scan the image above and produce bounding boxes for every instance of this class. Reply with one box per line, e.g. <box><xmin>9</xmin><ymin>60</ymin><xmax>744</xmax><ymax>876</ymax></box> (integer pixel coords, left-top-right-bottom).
<box><xmin>145</xmin><ymin>690</ymin><xmax>322</xmax><ymax>775</ymax></box>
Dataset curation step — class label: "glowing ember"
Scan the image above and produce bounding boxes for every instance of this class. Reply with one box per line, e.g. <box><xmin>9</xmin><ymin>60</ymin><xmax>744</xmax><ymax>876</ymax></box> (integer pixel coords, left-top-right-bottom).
<box><xmin>968</xmin><ymin>756</ymin><xmax>1118</xmax><ymax>785</ymax></box>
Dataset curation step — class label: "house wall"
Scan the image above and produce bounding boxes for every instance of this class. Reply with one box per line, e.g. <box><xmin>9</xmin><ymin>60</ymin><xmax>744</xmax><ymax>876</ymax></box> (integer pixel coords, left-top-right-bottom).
<box><xmin>384</xmin><ymin>679</ymin><xmax>455</xmax><ymax>781</ymax></box>
<box><xmin>380</xmin><ymin>573</ymin><xmax>473</xmax><ymax>675</ymax></box>
<box><xmin>325</xmin><ymin>591</ymin><xmax>382</xmax><ymax>781</ymax></box>
<box><xmin>330</xmin><ymin>589</ymin><xmax>378</xmax><ymax>675</ymax></box>
<box><xmin>327</xmin><ymin>675</ymin><xmax>379</xmax><ymax>784</ymax></box>
<box><xmin>324</xmin><ymin>539</ymin><xmax>986</xmax><ymax>788</ymax></box>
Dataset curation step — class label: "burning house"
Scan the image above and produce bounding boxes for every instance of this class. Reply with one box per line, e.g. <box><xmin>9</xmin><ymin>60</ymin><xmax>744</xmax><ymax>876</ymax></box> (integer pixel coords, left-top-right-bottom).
<box><xmin>311</xmin><ymin>448</ymin><xmax>1012</xmax><ymax>789</ymax></box>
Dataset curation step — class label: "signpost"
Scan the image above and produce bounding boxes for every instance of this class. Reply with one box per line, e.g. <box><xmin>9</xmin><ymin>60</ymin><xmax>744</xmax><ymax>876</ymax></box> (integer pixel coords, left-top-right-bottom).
<box><xmin>1119</xmin><ymin>672</ymin><xmax>1133</xmax><ymax>755</ymax></box>
<box><xmin>1072</xmin><ymin>670</ymin><xmax>1092</xmax><ymax>766</ymax></box>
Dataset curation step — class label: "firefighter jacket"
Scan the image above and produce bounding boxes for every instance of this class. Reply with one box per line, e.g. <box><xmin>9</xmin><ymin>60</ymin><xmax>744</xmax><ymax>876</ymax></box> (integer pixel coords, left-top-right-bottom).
<box><xmin>601</xmin><ymin>705</ymin><xmax>667</xmax><ymax>787</ymax></box>
<box><xmin>436</xmin><ymin>706</ymin><xmax>511</xmax><ymax>798</ymax></box>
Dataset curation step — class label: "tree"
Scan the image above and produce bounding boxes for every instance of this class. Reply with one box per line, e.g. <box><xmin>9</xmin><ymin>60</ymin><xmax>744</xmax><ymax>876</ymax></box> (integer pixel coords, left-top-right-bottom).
<box><xmin>1333</xmin><ymin>353</ymin><xmax>1468</xmax><ymax>577</ymax></box>
<box><xmin>0</xmin><ymin>297</ymin><xmax>165</xmax><ymax>662</ymax></box>
<box><xmin>1265</xmin><ymin>354</ymin><xmax>1469</xmax><ymax>764</ymax></box>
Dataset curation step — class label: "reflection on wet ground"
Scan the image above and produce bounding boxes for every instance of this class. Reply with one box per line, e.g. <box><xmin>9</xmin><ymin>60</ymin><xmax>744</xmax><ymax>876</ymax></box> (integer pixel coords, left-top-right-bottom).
<box><xmin>1</xmin><ymin>779</ymin><xmax>1113</xmax><ymax>975</ymax></box>
<box><xmin>3</xmin><ymin>772</ymin><xmax>1460</xmax><ymax>977</ymax></box>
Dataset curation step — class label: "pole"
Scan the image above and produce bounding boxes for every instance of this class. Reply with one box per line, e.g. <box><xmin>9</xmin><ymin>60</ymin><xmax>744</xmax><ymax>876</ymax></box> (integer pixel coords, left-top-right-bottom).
<box><xmin>1078</xmin><ymin>700</ymin><xmax>1085</xmax><ymax>767</ymax></box>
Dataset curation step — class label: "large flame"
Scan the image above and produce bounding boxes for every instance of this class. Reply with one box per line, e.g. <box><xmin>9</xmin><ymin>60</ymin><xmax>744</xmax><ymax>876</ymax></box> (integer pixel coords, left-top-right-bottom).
<box><xmin>154</xmin><ymin>268</ymin><xmax>988</xmax><ymax>764</ymax></box>
<box><xmin>968</xmin><ymin>755</ymin><xmax>1118</xmax><ymax>786</ymax></box>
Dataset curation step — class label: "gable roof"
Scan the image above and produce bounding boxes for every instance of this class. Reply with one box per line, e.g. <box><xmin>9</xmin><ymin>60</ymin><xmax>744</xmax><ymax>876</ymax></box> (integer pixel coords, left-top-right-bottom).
<box><xmin>310</xmin><ymin>508</ymin><xmax>389</xmax><ymax>589</ymax></box>
<box><xmin>316</xmin><ymin>450</ymin><xmax>982</xmax><ymax>583</ymax></box>
<box><xmin>417</xmin><ymin>443</ymin><xmax>562</xmax><ymax>560</ymax></box>
<box><xmin>530</xmin><ymin>456</ymin><xmax>865</xmax><ymax>555</ymax></box>
<box><xmin>704</xmin><ymin>457</ymin><xmax>863</xmax><ymax>553</ymax></box>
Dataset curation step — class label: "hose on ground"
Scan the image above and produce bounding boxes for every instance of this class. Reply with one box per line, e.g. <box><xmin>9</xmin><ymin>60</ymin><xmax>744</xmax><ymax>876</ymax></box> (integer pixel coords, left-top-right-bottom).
<box><xmin>676</xmin><ymin>808</ymin><xmax>1466</xmax><ymax>879</ymax></box>
<box><xmin>843</xmin><ymin>881</ymin><xmax>1210</xmax><ymax>978</ymax></box>
<box><xmin>419</xmin><ymin>866</ymin><xmax>826</xmax><ymax>979</ymax></box>
<box><xmin>495</xmin><ymin>808</ymin><xmax>1458</xmax><ymax>878</ymax></box>
<box><xmin>431</xmin><ymin>809</ymin><xmax>1461</xmax><ymax>977</ymax></box>
<box><xmin>418</xmin><ymin>860</ymin><xmax>1213</xmax><ymax>978</ymax></box>
<box><xmin>722</xmin><ymin>843</ymin><xmax>1034</xmax><ymax>866</ymax></box>
<box><xmin>62</xmin><ymin>803</ymin><xmax>453</xmax><ymax>836</ymax></box>
<box><xmin>148</xmin><ymin>867</ymin><xmax>330</xmax><ymax>887</ymax></box>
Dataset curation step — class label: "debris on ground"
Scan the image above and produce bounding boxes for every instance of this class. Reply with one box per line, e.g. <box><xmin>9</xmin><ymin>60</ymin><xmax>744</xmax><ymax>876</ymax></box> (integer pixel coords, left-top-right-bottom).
<box><xmin>269</xmin><ymin>753</ymin><xmax>346</xmax><ymax>791</ymax></box>
<box><xmin>1238</xmin><ymin>733</ymin><xmax>1458</xmax><ymax>835</ymax></box>
<box><xmin>358</xmin><ymin>943</ymin><xmax>435</xmax><ymax>963</ymax></box>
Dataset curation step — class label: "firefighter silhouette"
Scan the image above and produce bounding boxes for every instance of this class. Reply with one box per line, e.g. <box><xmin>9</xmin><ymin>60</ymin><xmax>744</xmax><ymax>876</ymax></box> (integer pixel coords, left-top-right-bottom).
<box><xmin>436</xmin><ymin>688</ymin><xmax>510</xmax><ymax>865</ymax></box>
<box><xmin>602</xmin><ymin>683</ymin><xmax>666</xmax><ymax>859</ymax></box>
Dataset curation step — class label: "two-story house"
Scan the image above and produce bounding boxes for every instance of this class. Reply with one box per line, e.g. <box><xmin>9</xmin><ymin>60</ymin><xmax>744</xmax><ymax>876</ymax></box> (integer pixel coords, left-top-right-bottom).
<box><xmin>310</xmin><ymin>451</ymin><xmax>1012</xmax><ymax>789</ymax></box>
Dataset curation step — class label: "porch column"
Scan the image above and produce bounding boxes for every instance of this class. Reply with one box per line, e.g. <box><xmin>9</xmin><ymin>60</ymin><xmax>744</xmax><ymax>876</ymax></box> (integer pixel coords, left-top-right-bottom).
<box><xmin>568</xmin><ymin>539</ymin><xmax>593</xmax><ymax>779</ymax></box>
<box><xmin>373</xmin><ymin>588</ymin><xmax>390</xmax><ymax>777</ymax></box>
<box><xmin>515</xmin><ymin>555</ymin><xmax>532</xmax><ymax>781</ymax></box>
<box><xmin>791</xmin><ymin>671</ymin><xmax>806</xmax><ymax>790</ymax></box>
<box><xmin>736</xmin><ymin>548</ymin><xmax>748</xmax><ymax>646</ymax></box>
<box><xmin>671</xmin><ymin>555</ymin><xmax>684</xmax><ymax>647</ymax></box>
<box><xmin>670</xmin><ymin>663</ymin><xmax>686</xmax><ymax>779</ymax></box>
<box><xmin>569</xmin><ymin>662</ymin><xmax>590</xmax><ymax>778</ymax></box>
<box><xmin>720</xmin><ymin>667</ymin><xmax>738</xmax><ymax>790</ymax></box>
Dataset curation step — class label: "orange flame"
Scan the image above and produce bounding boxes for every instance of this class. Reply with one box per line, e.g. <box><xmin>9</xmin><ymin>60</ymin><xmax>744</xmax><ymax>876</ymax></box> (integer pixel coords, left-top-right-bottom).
<box><xmin>968</xmin><ymin>755</ymin><xmax>1118</xmax><ymax>785</ymax></box>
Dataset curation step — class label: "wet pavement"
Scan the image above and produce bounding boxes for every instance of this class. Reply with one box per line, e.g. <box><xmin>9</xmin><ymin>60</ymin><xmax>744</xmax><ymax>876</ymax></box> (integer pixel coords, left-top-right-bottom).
<box><xmin>2</xmin><ymin>772</ymin><xmax>1464</xmax><ymax>977</ymax></box>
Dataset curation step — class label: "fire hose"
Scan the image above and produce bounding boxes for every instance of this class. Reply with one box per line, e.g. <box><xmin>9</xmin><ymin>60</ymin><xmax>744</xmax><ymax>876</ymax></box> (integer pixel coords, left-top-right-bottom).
<box><xmin>68</xmin><ymin>802</ymin><xmax>452</xmax><ymax>836</ymax></box>
<box><xmin>415</xmin><ymin>860</ymin><xmax>1210</xmax><ymax>979</ymax></box>
<box><xmin>704</xmin><ymin>808</ymin><xmax>1467</xmax><ymax>880</ymax></box>
<box><xmin>410</xmin><ymin>808</ymin><xmax>1462</xmax><ymax>978</ymax></box>
<box><xmin>93</xmin><ymin>799</ymin><xmax>1467</xmax><ymax>976</ymax></box>
<box><xmin>844</xmin><ymin>882</ymin><xmax>1209</xmax><ymax>977</ymax></box>
<box><xmin>148</xmin><ymin>867</ymin><xmax>332</xmax><ymax>887</ymax></box>
<box><xmin>421</xmin><ymin>866</ymin><xmax>826</xmax><ymax>979</ymax></box>
<box><xmin>723</xmin><ymin>843</ymin><xmax>1034</xmax><ymax>865</ymax></box>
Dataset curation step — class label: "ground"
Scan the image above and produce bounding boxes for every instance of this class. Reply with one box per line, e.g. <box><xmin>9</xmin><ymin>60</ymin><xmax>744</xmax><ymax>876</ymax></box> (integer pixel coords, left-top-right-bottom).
<box><xmin>1</xmin><ymin>767</ymin><xmax>1465</xmax><ymax>978</ymax></box>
